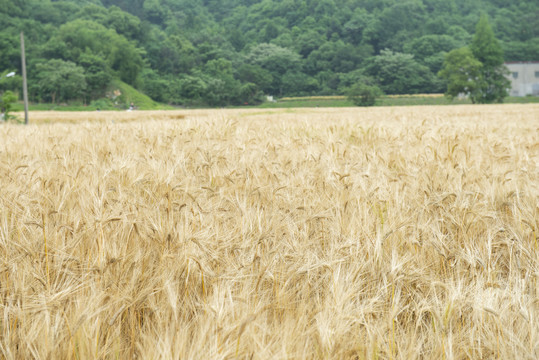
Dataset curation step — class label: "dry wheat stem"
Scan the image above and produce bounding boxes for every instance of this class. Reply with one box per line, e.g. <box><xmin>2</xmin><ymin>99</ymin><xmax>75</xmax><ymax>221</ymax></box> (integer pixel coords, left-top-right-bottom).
<box><xmin>0</xmin><ymin>104</ymin><xmax>538</xmax><ymax>359</ymax></box>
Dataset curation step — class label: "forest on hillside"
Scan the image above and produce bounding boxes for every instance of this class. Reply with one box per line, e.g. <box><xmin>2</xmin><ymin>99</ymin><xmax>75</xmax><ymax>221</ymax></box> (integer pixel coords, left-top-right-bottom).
<box><xmin>0</xmin><ymin>0</ymin><xmax>538</xmax><ymax>107</ymax></box>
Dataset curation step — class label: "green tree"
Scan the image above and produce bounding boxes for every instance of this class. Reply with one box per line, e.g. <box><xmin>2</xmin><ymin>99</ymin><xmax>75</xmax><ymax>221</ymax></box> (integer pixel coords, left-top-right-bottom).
<box><xmin>295</xmin><ymin>29</ymin><xmax>325</xmax><ymax>57</ymax></box>
<box><xmin>342</xmin><ymin>8</ymin><xmax>372</xmax><ymax>45</ymax></box>
<box><xmin>440</xmin><ymin>16</ymin><xmax>510</xmax><ymax>104</ymax></box>
<box><xmin>0</xmin><ymin>33</ymin><xmax>20</xmax><ymax>70</ymax></box>
<box><xmin>403</xmin><ymin>34</ymin><xmax>461</xmax><ymax>73</ymax></box>
<box><xmin>438</xmin><ymin>47</ymin><xmax>482</xmax><ymax>102</ymax></box>
<box><xmin>306</xmin><ymin>40</ymin><xmax>369</xmax><ymax>75</ymax></box>
<box><xmin>469</xmin><ymin>15</ymin><xmax>509</xmax><ymax>103</ymax></box>
<box><xmin>78</xmin><ymin>52</ymin><xmax>112</xmax><ymax>100</ymax></box>
<box><xmin>365</xmin><ymin>49</ymin><xmax>436</xmax><ymax>94</ymax></box>
<box><xmin>35</xmin><ymin>59</ymin><xmax>87</xmax><ymax>103</ymax></box>
<box><xmin>0</xmin><ymin>71</ymin><xmax>21</xmax><ymax>94</ymax></box>
<box><xmin>236</xmin><ymin>63</ymin><xmax>273</xmax><ymax>92</ymax></box>
<box><xmin>281</xmin><ymin>71</ymin><xmax>319</xmax><ymax>96</ymax></box>
<box><xmin>1</xmin><ymin>91</ymin><xmax>17</xmax><ymax>122</ymax></box>
<box><xmin>52</xmin><ymin>20</ymin><xmax>144</xmax><ymax>85</ymax></box>
<box><xmin>246</xmin><ymin>43</ymin><xmax>302</xmax><ymax>95</ymax></box>
<box><xmin>171</xmin><ymin>75</ymin><xmax>208</xmax><ymax>105</ymax></box>
<box><xmin>104</xmin><ymin>6</ymin><xmax>142</xmax><ymax>41</ymax></box>
<box><xmin>201</xmin><ymin>58</ymin><xmax>242</xmax><ymax>106</ymax></box>
<box><xmin>365</xmin><ymin>2</ymin><xmax>426</xmax><ymax>52</ymax></box>
<box><xmin>502</xmin><ymin>39</ymin><xmax>539</xmax><ymax>62</ymax></box>
<box><xmin>139</xmin><ymin>68</ymin><xmax>169</xmax><ymax>102</ymax></box>
<box><xmin>346</xmin><ymin>82</ymin><xmax>383</xmax><ymax>107</ymax></box>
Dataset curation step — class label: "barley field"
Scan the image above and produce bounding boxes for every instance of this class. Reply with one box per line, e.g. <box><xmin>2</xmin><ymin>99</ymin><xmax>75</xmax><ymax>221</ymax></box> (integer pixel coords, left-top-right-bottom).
<box><xmin>1</xmin><ymin>105</ymin><xmax>538</xmax><ymax>359</ymax></box>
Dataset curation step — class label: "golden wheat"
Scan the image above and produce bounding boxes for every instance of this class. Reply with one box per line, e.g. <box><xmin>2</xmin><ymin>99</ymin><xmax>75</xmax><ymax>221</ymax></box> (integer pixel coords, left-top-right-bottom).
<box><xmin>1</xmin><ymin>104</ymin><xmax>538</xmax><ymax>359</ymax></box>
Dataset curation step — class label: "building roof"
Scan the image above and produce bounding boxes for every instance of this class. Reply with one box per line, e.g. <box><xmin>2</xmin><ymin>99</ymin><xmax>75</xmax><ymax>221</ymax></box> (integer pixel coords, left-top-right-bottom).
<box><xmin>504</xmin><ymin>61</ymin><xmax>539</xmax><ymax>64</ymax></box>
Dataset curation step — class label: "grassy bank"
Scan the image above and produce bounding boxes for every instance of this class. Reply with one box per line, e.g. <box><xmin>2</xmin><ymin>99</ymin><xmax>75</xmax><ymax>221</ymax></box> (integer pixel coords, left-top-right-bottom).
<box><xmin>257</xmin><ymin>94</ymin><xmax>539</xmax><ymax>108</ymax></box>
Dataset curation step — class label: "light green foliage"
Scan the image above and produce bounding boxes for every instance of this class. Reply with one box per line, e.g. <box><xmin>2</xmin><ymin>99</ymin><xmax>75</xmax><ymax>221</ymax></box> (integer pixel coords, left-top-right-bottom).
<box><xmin>246</xmin><ymin>43</ymin><xmax>302</xmax><ymax>75</ymax></box>
<box><xmin>438</xmin><ymin>47</ymin><xmax>482</xmax><ymax>102</ymax></box>
<box><xmin>440</xmin><ymin>16</ymin><xmax>510</xmax><ymax>104</ymax></box>
<box><xmin>201</xmin><ymin>58</ymin><xmax>242</xmax><ymax>106</ymax></box>
<box><xmin>0</xmin><ymin>71</ymin><xmax>20</xmax><ymax>94</ymax></box>
<box><xmin>53</xmin><ymin>20</ymin><xmax>144</xmax><ymax>85</ymax></box>
<box><xmin>109</xmin><ymin>79</ymin><xmax>161</xmax><ymax>110</ymax></box>
<box><xmin>35</xmin><ymin>59</ymin><xmax>87</xmax><ymax>103</ymax></box>
<box><xmin>366</xmin><ymin>49</ymin><xmax>436</xmax><ymax>94</ymax></box>
<box><xmin>0</xmin><ymin>0</ymin><xmax>535</xmax><ymax>106</ymax></box>
<box><xmin>246</xmin><ymin>43</ymin><xmax>302</xmax><ymax>95</ymax></box>
<box><xmin>1</xmin><ymin>90</ymin><xmax>17</xmax><ymax>121</ymax></box>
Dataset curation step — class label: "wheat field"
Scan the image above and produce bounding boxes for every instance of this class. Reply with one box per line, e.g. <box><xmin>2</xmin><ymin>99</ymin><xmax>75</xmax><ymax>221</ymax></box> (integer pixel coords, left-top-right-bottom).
<box><xmin>1</xmin><ymin>105</ymin><xmax>538</xmax><ymax>359</ymax></box>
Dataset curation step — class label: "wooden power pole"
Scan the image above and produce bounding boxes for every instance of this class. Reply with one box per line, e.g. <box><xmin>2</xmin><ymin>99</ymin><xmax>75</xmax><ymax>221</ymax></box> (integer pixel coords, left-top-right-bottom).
<box><xmin>20</xmin><ymin>32</ymin><xmax>29</xmax><ymax>125</ymax></box>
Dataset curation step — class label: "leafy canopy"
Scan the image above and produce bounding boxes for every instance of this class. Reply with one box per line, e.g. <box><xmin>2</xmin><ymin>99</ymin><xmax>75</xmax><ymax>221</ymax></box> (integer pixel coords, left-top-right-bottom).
<box><xmin>439</xmin><ymin>15</ymin><xmax>509</xmax><ymax>104</ymax></box>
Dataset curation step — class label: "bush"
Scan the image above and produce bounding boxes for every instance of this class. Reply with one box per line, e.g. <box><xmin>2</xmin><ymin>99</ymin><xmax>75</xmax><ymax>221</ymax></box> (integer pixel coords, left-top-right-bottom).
<box><xmin>346</xmin><ymin>83</ymin><xmax>383</xmax><ymax>106</ymax></box>
<box><xmin>1</xmin><ymin>90</ymin><xmax>17</xmax><ymax>122</ymax></box>
<box><xmin>89</xmin><ymin>98</ymin><xmax>116</xmax><ymax>110</ymax></box>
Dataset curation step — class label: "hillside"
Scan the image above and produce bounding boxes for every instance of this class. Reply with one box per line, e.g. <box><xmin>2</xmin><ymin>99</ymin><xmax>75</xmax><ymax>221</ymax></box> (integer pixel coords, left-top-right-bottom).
<box><xmin>0</xmin><ymin>0</ymin><xmax>537</xmax><ymax>106</ymax></box>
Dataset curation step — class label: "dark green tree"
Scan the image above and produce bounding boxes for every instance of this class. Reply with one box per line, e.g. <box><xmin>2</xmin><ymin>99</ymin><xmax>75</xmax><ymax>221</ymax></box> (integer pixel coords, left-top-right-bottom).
<box><xmin>78</xmin><ymin>52</ymin><xmax>113</xmax><ymax>100</ymax></box>
<box><xmin>201</xmin><ymin>58</ymin><xmax>242</xmax><ymax>106</ymax></box>
<box><xmin>139</xmin><ymin>68</ymin><xmax>169</xmax><ymax>102</ymax></box>
<box><xmin>306</xmin><ymin>40</ymin><xmax>369</xmax><ymax>75</ymax></box>
<box><xmin>236</xmin><ymin>63</ymin><xmax>273</xmax><ymax>92</ymax></box>
<box><xmin>403</xmin><ymin>34</ymin><xmax>461</xmax><ymax>73</ymax></box>
<box><xmin>346</xmin><ymin>82</ymin><xmax>383</xmax><ymax>107</ymax></box>
<box><xmin>0</xmin><ymin>33</ymin><xmax>20</xmax><ymax>71</ymax></box>
<box><xmin>281</xmin><ymin>71</ymin><xmax>319</xmax><ymax>96</ymax></box>
<box><xmin>469</xmin><ymin>15</ymin><xmax>509</xmax><ymax>103</ymax></box>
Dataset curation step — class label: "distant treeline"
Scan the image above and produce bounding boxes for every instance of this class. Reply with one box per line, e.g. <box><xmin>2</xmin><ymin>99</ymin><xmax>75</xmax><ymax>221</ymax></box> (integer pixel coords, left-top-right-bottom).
<box><xmin>0</xmin><ymin>0</ymin><xmax>537</xmax><ymax>106</ymax></box>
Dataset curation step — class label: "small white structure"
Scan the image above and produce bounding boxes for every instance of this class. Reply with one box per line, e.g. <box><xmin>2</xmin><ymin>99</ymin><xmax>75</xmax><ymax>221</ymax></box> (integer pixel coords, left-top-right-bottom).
<box><xmin>505</xmin><ymin>61</ymin><xmax>539</xmax><ymax>97</ymax></box>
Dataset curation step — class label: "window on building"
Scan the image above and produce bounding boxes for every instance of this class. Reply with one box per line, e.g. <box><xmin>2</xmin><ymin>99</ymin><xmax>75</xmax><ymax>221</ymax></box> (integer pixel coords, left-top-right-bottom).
<box><xmin>535</xmin><ymin>71</ymin><xmax>539</xmax><ymax>78</ymax></box>
<box><xmin>512</xmin><ymin>72</ymin><xmax>518</xmax><ymax>79</ymax></box>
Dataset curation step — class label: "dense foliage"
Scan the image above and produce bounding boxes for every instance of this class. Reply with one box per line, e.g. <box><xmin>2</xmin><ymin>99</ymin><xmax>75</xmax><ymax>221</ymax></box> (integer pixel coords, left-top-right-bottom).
<box><xmin>439</xmin><ymin>15</ymin><xmax>510</xmax><ymax>104</ymax></box>
<box><xmin>0</xmin><ymin>0</ymin><xmax>537</xmax><ymax>106</ymax></box>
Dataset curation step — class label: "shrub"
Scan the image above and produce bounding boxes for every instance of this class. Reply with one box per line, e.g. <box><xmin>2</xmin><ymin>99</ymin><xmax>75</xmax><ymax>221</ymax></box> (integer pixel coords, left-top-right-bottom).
<box><xmin>346</xmin><ymin>83</ymin><xmax>383</xmax><ymax>106</ymax></box>
<box><xmin>1</xmin><ymin>90</ymin><xmax>17</xmax><ymax>122</ymax></box>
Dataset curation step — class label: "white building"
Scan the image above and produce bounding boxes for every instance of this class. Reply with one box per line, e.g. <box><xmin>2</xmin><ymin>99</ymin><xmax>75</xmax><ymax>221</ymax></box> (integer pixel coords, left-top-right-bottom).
<box><xmin>505</xmin><ymin>61</ymin><xmax>539</xmax><ymax>97</ymax></box>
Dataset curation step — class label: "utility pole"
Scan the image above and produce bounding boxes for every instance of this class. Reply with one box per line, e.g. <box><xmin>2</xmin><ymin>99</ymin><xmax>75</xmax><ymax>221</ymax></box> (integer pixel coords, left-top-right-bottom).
<box><xmin>20</xmin><ymin>32</ymin><xmax>29</xmax><ymax>125</ymax></box>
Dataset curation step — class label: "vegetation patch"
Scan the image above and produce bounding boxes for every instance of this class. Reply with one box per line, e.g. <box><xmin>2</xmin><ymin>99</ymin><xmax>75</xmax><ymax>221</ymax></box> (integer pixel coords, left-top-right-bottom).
<box><xmin>1</xmin><ymin>1</ymin><xmax>537</xmax><ymax>108</ymax></box>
